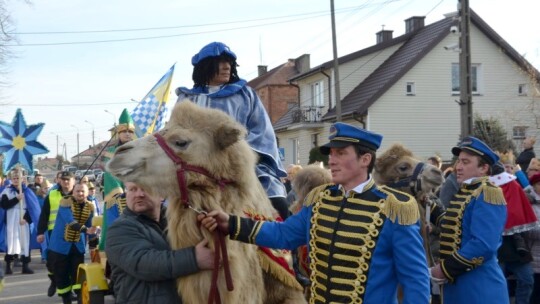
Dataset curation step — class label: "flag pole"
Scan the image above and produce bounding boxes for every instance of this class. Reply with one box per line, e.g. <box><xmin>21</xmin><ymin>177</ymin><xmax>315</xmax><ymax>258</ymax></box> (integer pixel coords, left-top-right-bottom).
<box><xmin>16</xmin><ymin>164</ymin><xmax>29</xmax><ymax>257</ymax></box>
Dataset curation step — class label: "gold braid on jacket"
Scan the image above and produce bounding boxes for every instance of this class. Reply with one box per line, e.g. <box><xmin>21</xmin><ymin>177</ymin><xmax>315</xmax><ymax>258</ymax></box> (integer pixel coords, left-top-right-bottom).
<box><xmin>304</xmin><ymin>182</ymin><xmax>418</xmax><ymax>304</ymax></box>
<box><xmin>438</xmin><ymin>177</ymin><xmax>505</xmax><ymax>282</ymax></box>
<box><xmin>60</xmin><ymin>196</ymin><xmax>94</xmax><ymax>242</ymax></box>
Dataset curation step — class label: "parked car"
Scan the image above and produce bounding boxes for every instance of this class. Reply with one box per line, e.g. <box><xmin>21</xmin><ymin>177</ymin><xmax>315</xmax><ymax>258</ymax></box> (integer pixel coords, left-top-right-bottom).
<box><xmin>93</xmin><ymin>169</ymin><xmax>103</xmax><ymax>177</ymax></box>
<box><xmin>86</xmin><ymin>171</ymin><xmax>96</xmax><ymax>181</ymax></box>
<box><xmin>75</xmin><ymin>169</ymin><xmax>95</xmax><ymax>181</ymax></box>
<box><xmin>95</xmin><ymin>172</ymin><xmax>104</xmax><ymax>187</ymax></box>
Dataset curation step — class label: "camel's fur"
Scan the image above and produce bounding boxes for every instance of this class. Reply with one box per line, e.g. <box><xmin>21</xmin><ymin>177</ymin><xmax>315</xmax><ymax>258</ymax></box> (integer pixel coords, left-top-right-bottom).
<box><xmin>373</xmin><ymin>143</ymin><xmax>445</xmax><ymax>268</ymax></box>
<box><xmin>106</xmin><ymin>101</ymin><xmax>305</xmax><ymax>303</ymax></box>
<box><xmin>373</xmin><ymin>143</ymin><xmax>444</xmax><ymax>199</ymax></box>
<box><xmin>289</xmin><ymin>165</ymin><xmax>332</xmax><ymax>214</ymax></box>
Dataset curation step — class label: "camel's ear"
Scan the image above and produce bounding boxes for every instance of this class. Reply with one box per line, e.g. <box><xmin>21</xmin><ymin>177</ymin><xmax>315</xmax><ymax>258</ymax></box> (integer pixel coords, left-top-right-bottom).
<box><xmin>215</xmin><ymin>124</ymin><xmax>242</xmax><ymax>150</ymax></box>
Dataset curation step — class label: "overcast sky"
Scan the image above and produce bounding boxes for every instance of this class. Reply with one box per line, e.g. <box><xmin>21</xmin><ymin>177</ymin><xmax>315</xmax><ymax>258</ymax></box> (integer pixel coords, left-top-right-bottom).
<box><xmin>1</xmin><ymin>0</ymin><xmax>539</xmax><ymax>161</ymax></box>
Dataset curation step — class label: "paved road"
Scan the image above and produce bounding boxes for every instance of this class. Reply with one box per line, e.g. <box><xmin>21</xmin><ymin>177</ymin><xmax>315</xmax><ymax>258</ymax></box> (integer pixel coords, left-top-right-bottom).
<box><xmin>0</xmin><ymin>250</ymin><xmax>115</xmax><ymax>304</ymax></box>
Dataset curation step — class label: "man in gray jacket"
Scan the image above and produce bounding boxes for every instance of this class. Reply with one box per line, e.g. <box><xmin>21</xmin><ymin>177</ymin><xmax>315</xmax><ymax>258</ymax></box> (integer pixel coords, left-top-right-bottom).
<box><xmin>105</xmin><ymin>181</ymin><xmax>214</xmax><ymax>304</ymax></box>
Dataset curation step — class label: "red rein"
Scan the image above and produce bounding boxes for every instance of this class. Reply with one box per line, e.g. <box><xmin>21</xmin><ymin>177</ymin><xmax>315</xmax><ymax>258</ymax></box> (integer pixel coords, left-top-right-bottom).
<box><xmin>153</xmin><ymin>133</ymin><xmax>234</xmax><ymax>303</ymax></box>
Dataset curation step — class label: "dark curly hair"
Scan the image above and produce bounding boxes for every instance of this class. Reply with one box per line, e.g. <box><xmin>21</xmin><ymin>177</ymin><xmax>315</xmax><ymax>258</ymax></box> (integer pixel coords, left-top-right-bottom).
<box><xmin>192</xmin><ymin>53</ymin><xmax>240</xmax><ymax>88</ymax></box>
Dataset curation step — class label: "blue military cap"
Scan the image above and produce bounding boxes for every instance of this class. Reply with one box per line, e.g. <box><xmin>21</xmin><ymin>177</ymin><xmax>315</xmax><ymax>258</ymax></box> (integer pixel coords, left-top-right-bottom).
<box><xmin>320</xmin><ymin>122</ymin><xmax>383</xmax><ymax>155</ymax></box>
<box><xmin>191</xmin><ymin>42</ymin><xmax>237</xmax><ymax>66</ymax></box>
<box><xmin>451</xmin><ymin>136</ymin><xmax>499</xmax><ymax>165</ymax></box>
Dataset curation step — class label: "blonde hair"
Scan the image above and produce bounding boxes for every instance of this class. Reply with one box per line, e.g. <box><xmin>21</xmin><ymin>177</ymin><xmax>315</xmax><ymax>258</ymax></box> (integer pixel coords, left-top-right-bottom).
<box><xmin>8</xmin><ymin>168</ymin><xmax>22</xmax><ymax>178</ymax></box>
<box><xmin>497</xmin><ymin>151</ymin><xmax>515</xmax><ymax>165</ymax></box>
<box><xmin>525</xmin><ymin>137</ymin><xmax>537</xmax><ymax>148</ymax></box>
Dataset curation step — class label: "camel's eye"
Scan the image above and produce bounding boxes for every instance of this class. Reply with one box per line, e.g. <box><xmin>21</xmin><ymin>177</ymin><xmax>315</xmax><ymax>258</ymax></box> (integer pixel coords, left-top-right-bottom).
<box><xmin>397</xmin><ymin>163</ymin><xmax>410</xmax><ymax>172</ymax></box>
<box><xmin>174</xmin><ymin>140</ymin><xmax>190</xmax><ymax>149</ymax></box>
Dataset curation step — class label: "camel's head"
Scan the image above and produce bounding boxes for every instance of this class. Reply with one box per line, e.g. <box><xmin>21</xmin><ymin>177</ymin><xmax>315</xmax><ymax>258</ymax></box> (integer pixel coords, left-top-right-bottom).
<box><xmin>292</xmin><ymin>164</ymin><xmax>332</xmax><ymax>205</ymax></box>
<box><xmin>373</xmin><ymin>143</ymin><xmax>444</xmax><ymax>197</ymax></box>
<box><xmin>106</xmin><ymin>101</ymin><xmax>253</xmax><ymax>199</ymax></box>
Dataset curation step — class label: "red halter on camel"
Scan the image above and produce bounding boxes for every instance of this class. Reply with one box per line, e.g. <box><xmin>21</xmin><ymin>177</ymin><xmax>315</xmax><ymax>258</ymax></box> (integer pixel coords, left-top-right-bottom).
<box><xmin>154</xmin><ymin>133</ymin><xmax>233</xmax><ymax>304</ymax></box>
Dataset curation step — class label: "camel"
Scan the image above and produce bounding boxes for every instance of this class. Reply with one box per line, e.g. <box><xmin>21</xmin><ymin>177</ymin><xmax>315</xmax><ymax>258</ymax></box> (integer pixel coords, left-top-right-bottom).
<box><xmin>288</xmin><ymin>164</ymin><xmax>332</xmax><ymax>298</ymax></box>
<box><xmin>373</xmin><ymin>143</ymin><xmax>445</xmax><ymax>266</ymax></box>
<box><xmin>106</xmin><ymin>101</ymin><xmax>305</xmax><ymax>304</ymax></box>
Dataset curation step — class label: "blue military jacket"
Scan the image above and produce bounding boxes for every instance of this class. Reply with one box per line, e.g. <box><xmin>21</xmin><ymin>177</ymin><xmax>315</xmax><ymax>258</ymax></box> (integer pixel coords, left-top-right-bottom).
<box><xmin>439</xmin><ymin>177</ymin><xmax>509</xmax><ymax>304</ymax></box>
<box><xmin>229</xmin><ymin>180</ymin><xmax>430</xmax><ymax>304</ymax></box>
<box><xmin>48</xmin><ymin>196</ymin><xmax>94</xmax><ymax>255</ymax></box>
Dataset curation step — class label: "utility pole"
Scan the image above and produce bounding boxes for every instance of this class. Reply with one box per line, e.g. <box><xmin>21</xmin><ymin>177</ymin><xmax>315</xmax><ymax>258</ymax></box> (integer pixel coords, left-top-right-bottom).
<box><xmin>459</xmin><ymin>0</ymin><xmax>473</xmax><ymax>138</ymax></box>
<box><xmin>85</xmin><ymin>120</ymin><xmax>95</xmax><ymax>147</ymax></box>
<box><xmin>330</xmin><ymin>0</ymin><xmax>342</xmax><ymax>121</ymax></box>
<box><xmin>71</xmin><ymin>125</ymin><xmax>80</xmax><ymax>168</ymax></box>
<box><xmin>50</xmin><ymin>132</ymin><xmax>59</xmax><ymax>157</ymax></box>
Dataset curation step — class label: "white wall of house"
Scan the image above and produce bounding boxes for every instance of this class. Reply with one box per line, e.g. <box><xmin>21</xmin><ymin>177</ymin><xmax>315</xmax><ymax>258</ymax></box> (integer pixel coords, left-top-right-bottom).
<box><xmin>297</xmin><ymin>44</ymin><xmax>403</xmax><ymax>111</ymax></box>
<box><xmin>368</xmin><ymin>25</ymin><xmax>540</xmax><ymax>161</ymax></box>
<box><xmin>278</xmin><ymin>22</ymin><xmax>540</xmax><ymax>165</ymax></box>
<box><xmin>278</xmin><ymin>127</ymin><xmax>330</xmax><ymax>166</ymax></box>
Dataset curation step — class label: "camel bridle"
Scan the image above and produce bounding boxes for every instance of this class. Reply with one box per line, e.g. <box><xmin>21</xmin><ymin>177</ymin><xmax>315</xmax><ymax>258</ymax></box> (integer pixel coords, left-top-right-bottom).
<box><xmin>386</xmin><ymin>162</ymin><xmax>426</xmax><ymax>197</ymax></box>
<box><xmin>154</xmin><ymin>133</ymin><xmax>234</xmax><ymax>304</ymax></box>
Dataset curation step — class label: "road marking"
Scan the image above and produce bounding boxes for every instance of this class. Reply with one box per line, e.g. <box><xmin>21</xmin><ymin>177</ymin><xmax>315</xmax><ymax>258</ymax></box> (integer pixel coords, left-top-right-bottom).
<box><xmin>4</xmin><ymin>278</ymin><xmax>49</xmax><ymax>286</ymax></box>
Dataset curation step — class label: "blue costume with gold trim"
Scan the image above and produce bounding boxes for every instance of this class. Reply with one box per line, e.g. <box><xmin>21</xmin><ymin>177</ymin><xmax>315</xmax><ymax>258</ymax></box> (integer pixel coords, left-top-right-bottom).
<box><xmin>47</xmin><ymin>196</ymin><xmax>94</xmax><ymax>297</ymax></box>
<box><xmin>438</xmin><ymin>177</ymin><xmax>509</xmax><ymax>303</ymax></box>
<box><xmin>229</xmin><ymin>179</ymin><xmax>430</xmax><ymax>304</ymax></box>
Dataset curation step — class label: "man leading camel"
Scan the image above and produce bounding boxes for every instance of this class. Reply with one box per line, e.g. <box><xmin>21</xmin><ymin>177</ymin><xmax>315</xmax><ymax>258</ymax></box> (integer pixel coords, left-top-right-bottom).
<box><xmin>199</xmin><ymin>122</ymin><xmax>430</xmax><ymax>303</ymax></box>
<box><xmin>105</xmin><ymin>181</ymin><xmax>215</xmax><ymax>303</ymax></box>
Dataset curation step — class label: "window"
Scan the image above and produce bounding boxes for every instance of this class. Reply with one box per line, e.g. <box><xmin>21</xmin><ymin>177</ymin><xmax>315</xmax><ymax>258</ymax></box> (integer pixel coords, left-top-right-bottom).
<box><xmin>406</xmin><ymin>82</ymin><xmax>415</xmax><ymax>95</ymax></box>
<box><xmin>451</xmin><ymin>63</ymin><xmax>481</xmax><ymax>94</ymax></box>
<box><xmin>311</xmin><ymin>81</ymin><xmax>324</xmax><ymax>107</ymax></box>
<box><xmin>311</xmin><ymin>133</ymin><xmax>319</xmax><ymax>148</ymax></box>
<box><xmin>518</xmin><ymin>84</ymin><xmax>528</xmax><ymax>96</ymax></box>
<box><xmin>513</xmin><ymin>126</ymin><xmax>528</xmax><ymax>139</ymax></box>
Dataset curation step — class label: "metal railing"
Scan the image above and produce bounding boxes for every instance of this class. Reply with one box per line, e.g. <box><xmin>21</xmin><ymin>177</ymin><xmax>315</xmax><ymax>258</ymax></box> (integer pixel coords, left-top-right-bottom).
<box><xmin>292</xmin><ymin>106</ymin><xmax>324</xmax><ymax>123</ymax></box>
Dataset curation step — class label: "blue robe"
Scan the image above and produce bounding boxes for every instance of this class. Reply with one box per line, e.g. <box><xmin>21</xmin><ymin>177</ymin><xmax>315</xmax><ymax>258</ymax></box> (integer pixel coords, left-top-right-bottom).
<box><xmin>176</xmin><ymin>80</ymin><xmax>287</xmax><ymax>198</ymax></box>
<box><xmin>0</xmin><ymin>183</ymin><xmax>41</xmax><ymax>252</ymax></box>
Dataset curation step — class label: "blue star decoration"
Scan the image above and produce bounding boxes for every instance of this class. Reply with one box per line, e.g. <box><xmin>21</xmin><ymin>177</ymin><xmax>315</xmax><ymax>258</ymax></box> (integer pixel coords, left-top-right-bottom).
<box><xmin>0</xmin><ymin>108</ymin><xmax>49</xmax><ymax>173</ymax></box>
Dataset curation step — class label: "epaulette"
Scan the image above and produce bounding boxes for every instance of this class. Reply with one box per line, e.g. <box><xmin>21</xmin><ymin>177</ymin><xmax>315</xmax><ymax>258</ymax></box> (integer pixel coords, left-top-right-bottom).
<box><xmin>472</xmin><ymin>179</ymin><xmax>506</xmax><ymax>205</ymax></box>
<box><xmin>105</xmin><ymin>189</ymin><xmax>124</xmax><ymax>209</ymax></box>
<box><xmin>303</xmin><ymin>183</ymin><xmax>333</xmax><ymax>207</ymax></box>
<box><xmin>86</xmin><ymin>200</ymin><xmax>95</xmax><ymax>212</ymax></box>
<box><xmin>378</xmin><ymin>185</ymin><xmax>420</xmax><ymax>225</ymax></box>
<box><xmin>60</xmin><ymin>196</ymin><xmax>75</xmax><ymax>207</ymax></box>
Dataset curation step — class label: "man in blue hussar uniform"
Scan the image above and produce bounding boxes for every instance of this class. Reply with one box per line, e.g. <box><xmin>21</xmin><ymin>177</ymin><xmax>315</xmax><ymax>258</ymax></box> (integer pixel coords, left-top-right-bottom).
<box><xmin>37</xmin><ymin>170</ymin><xmax>75</xmax><ymax>297</ymax></box>
<box><xmin>47</xmin><ymin>183</ymin><xmax>95</xmax><ymax>304</ymax></box>
<box><xmin>200</xmin><ymin>122</ymin><xmax>430</xmax><ymax>304</ymax></box>
<box><xmin>176</xmin><ymin>42</ymin><xmax>290</xmax><ymax>220</ymax></box>
<box><xmin>431</xmin><ymin>136</ymin><xmax>509</xmax><ymax>304</ymax></box>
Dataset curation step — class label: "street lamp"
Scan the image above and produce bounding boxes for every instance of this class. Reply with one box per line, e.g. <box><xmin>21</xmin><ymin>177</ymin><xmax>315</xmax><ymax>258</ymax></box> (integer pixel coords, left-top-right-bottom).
<box><xmin>104</xmin><ymin>110</ymin><xmax>116</xmax><ymax>127</ymax></box>
<box><xmin>70</xmin><ymin>124</ymin><xmax>80</xmax><ymax>168</ymax></box>
<box><xmin>84</xmin><ymin>120</ymin><xmax>95</xmax><ymax>147</ymax></box>
<box><xmin>50</xmin><ymin>132</ymin><xmax>60</xmax><ymax>157</ymax></box>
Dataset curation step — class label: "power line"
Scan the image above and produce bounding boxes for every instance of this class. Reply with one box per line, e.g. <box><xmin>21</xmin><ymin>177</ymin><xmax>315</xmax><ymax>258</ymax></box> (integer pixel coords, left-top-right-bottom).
<box><xmin>2</xmin><ymin>101</ymin><xmax>135</xmax><ymax>107</ymax></box>
<box><xmin>11</xmin><ymin>6</ymin><xmax>360</xmax><ymax>35</ymax></box>
<box><xmin>5</xmin><ymin>2</ymin><xmax>398</xmax><ymax>47</ymax></box>
<box><xmin>5</xmin><ymin>14</ymin><xmax>328</xmax><ymax>46</ymax></box>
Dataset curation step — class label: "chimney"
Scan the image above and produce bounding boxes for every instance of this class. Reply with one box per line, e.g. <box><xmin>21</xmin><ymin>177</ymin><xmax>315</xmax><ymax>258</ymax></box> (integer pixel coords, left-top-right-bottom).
<box><xmin>294</xmin><ymin>54</ymin><xmax>310</xmax><ymax>74</ymax></box>
<box><xmin>405</xmin><ymin>16</ymin><xmax>425</xmax><ymax>33</ymax></box>
<box><xmin>376</xmin><ymin>30</ymin><xmax>393</xmax><ymax>44</ymax></box>
<box><xmin>257</xmin><ymin>65</ymin><xmax>267</xmax><ymax>77</ymax></box>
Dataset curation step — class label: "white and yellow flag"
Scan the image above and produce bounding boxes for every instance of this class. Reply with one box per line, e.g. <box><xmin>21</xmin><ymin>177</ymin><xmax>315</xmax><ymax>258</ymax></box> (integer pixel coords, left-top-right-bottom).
<box><xmin>131</xmin><ymin>64</ymin><xmax>175</xmax><ymax>137</ymax></box>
